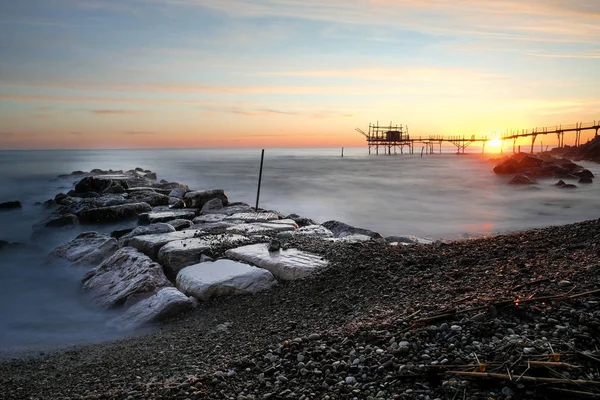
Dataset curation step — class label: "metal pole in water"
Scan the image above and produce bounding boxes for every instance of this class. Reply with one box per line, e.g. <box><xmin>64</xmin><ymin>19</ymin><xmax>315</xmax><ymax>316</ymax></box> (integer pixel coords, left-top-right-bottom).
<box><xmin>421</xmin><ymin>146</ymin><xmax>424</xmax><ymax>157</ymax></box>
<box><xmin>255</xmin><ymin>149</ymin><xmax>265</xmax><ymax>211</ymax></box>
<box><xmin>341</xmin><ymin>147</ymin><xmax>344</xmax><ymax>157</ymax></box>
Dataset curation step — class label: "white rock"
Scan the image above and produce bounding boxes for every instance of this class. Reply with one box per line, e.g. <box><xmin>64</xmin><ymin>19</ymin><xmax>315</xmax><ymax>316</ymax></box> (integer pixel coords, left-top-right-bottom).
<box><xmin>118</xmin><ymin>223</ymin><xmax>175</xmax><ymax>246</ymax></box>
<box><xmin>294</xmin><ymin>225</ymin><xmax>334</xmax><ymax>238</ymax></box>
<box><xmin>138</xmin><ymin>210</ymin><xmax>197</xmax><ymax>224</ymax></box>
<box><xmin>49</xmin><ymin>231</ymin><xmax>118</xmax><ymax>267</ymax></box>
<box><xmin>157</xmin><ymin>234</ymin><xmax>249</xmax><ymax>276</ymax></box>
<box><xmin>125</xmin><ymin>230</ymin><xmax>204</xmax><ymax>259</ymax></box>
<box><xmin>225</xmin><ymin>243</ymin><xmax>328</xmax><ymax>280</ymax></box>
<box><xmin>224</xmin><ymin>212</ymin><xmax>279</xmax><ymax>222</ymax></box>
<box><xmin>107</xmin><ymin>287</ymin><xmax>195</xmax><ymax>331</ymax></box>
<box><xmin>325</xmin><ymin>234</ymin><xmax>372</xmax><ymax>243</ymax></box>
<box><xmin>176</xmin><ymin>259</ymin><xmax>276</xmax><ymax>300</ymax></box>
<box><xmin>81</xmin><ymin>247</ymin><xmax>171</xmax><ymax>309</ymax></box>
<box><xmin>226</xmin><ymin>219</ymin><xmax>298</xmax><ymax>234</ymax></box>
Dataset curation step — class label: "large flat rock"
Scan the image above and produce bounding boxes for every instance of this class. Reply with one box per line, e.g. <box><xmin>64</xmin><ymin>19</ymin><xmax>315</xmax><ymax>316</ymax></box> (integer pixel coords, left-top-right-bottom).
<box><xmin>138</xmin><ymin>210</ymin><xmax>197</xmax><ymax>224</ymax></box>
<box><xmin>294</xmin><ymin>225</ymin><xmax>334</xmax><ymax>238</ymax></box>
<box><xmin>81</xmin><ymin>247</ymin><xmax>171</xmax><ymax>309</ymax></box>
<box><xmin>176</xmin><ymin>259</ymin><xmax>276</xmax><ymax>301</ymax></box>
<box><xmin>225</xmin><ymin>243</ymin><xmax>328</xmax><ymax>280</ymax></box>
<box><xmin>118</xmin><ymin>223</ymin><xmax>176</xmax><ymax>246</ymax></box>
<box><xmin>226</xmin><ymin>219</ymin><xmax>298</xmax><ymax>234</ymax></box>
<box><xmin>107</xmin><ymin>287</ymin><xmax>195</xmax><ymax>331</ymax></box>
<box><xmin>224</xmin><ymin>212</ymin><xmax>279</xmax><ymax>223</ymax></box>
<box><xmin>158</xmin><ymin>234</ymin><xmax>249</xmax><ymax>276</ymax></box>
<box><xmin>125</xmin><ymin>229</ymin><xmax>204</xmax><ymax>260</ymax></box>
<box><xmin>49</xmin><ymin>231</ymin><xmax>118</xmax><ymax>267</ymax></box>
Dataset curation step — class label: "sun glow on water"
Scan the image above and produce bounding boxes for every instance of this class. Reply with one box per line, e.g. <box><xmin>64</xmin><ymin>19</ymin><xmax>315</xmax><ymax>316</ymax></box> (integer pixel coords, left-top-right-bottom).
<box><xmin>487</xmin><ymin>138</ymin><xmax>503</xmax><ymax>151</ymax></box>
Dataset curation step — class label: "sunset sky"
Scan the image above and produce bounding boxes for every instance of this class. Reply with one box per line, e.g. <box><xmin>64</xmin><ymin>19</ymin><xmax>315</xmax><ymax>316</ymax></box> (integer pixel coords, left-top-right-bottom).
<box><xmin>0</xmin><ymin>0</ymin><xmax>599</xmax><ymax>149</ymax></box>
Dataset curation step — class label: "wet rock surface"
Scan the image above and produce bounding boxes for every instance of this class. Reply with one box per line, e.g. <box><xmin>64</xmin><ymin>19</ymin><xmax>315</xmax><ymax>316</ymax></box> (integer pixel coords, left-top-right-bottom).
<box><xmin>48</xmin><ymin>231</ymin><xmax>118</xmax><ymax>267</ymax></box>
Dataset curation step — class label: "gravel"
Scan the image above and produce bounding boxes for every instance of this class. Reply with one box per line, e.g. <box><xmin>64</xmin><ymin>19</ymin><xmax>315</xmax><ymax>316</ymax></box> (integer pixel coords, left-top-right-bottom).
<box><xmin>2</xmin><ymin>218</ymin><xmax>600</xmax><ymax>399</ymax></box>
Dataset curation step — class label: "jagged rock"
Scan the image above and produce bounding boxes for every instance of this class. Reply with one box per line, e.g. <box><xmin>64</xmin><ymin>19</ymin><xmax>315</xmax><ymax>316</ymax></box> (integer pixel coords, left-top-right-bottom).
<box><xmin>226</xmin><ymin>219</ymin><xmax>298</xmax><ymax>233</ymax></box>
<box><xmin>285</xmin><ymin>213</ymin><xmax>317</xmax><ymax>227</ymax></box>
<box><xmin>111</xmin><ymin>227</ymin><xmax>135</xmax><ymax>239</ymax></box>
<box><xmin>578</xmin><ymin>177</ymin><xmax>593</xmax><ymax>184</ymax></box>
<box><xmin>127</xmin><ymin>190</ymin><xmax>170</xmax><ymax>207</ymax></box>
<box><xmin>124</xmin><ymin>230</ymin><xmax>204</xmax><ymax>259</ymax></box>
<box><xmin>224</xmin><ymin>212</ymin><xmax>279</xmax><ymax>223</ymax></box>
<box><xmin>321</xmin><ymin>220</ymin><xmax>382</xmax><ymax>239</ymax></box>
<box><xmin>493</xmin><ymin>159</ymin><xmax>519</xmax><ymax>174</ymax></box>
<box><xmin>158</xmin><ymin>234</ymin><xmax>248</xmax><ymax>276</ymax></box>
<box><xmin>77</xmin><ymin>202</ymin><xmax>152</xmax><ymax>224</ymax></box>
<box><xmin>294</xmin><ymin>225</ymin><xmax>334</xmax><ymax>238</ymax></box>
<box><xmin>555</xmin><ymin>180</ymin><xmax>577</xmax><ymax>189</ymax></box>
<box><xmin>138</xmin><ymin>210</ymin><xmax>197</xmax><ymax>224</ymax></box>
<box><xmin>184</xmin><ymin>189</ymin><xmax>228</xmax><ymax>209</ymax></box>
<box><xmin>0</xmin><ymin>201</ymin><xmax>22</xmax><ymax>210</ymax></box>
<box><xmin>203</xmin><ymin>203</ymin><xmax>254</xmax><ymax>215</ymax></box>
<box><xmin>107</xmin><ymin>287</ymin><xmax>195</xmax><ymax>331</ymax></box>
<box><xmin>167</xmin><ymin>219</ymin><xmax>193</xmax><ymax>231</ymax></box>
<box><xmin>81</xmin><ymin>247</ymin><xmax>171</xmax><ymax>309</ymax></box>
<box><xmin>168</xmin><ymin>187</ymin><xmax>187</xmax><ymax>199</ymax></box>
<box><xmin>200</xmin><ymin>198</ymin><xmax>223</xmax><ymax>213</ymax></box>
<box><xmin>176</xmin><ymin>260</ymin><xmax>276</xmax><ymax>301</ymax></box>
<box><xmin>74</xmin><ymin>176</ymin><xmax>127</xmax><ymax>195</ymax></box>
<box><xmin>143</xmin><ymin>172</ymin><xmax>157</xmax><ymax>180</ymax></box>
<box><xmin>573</xmin><ymin>169</ymin><xmax>595</xmax><ymax>179</ymax></box>
<box><xmin>34</xmin><ymin>213</ymin><xmax>79</xmax><ymax>229</ymax></box>
<box><xmin>193</xmin><ymin>214</ymin><xmax>228</xmax><ymax>224</ymax></box>
<box><xmin>508</xmin><ymin>174</ymin><xmax>537</xmax><ymax>185</ymax></box>
<box><xmin>127</xmin><ymin>187</ymin><xmax>171</xmax><ymax>196</ymax></box>
<box><xmin>151</xmin><ymin>181</ymin><xmax>189</xmax><ymax>191</ymax></box>
<box><xmin>225</xmin><ymin>243</ymin><xmax>328</xmax><ymax>280</ymax></box>
<box><xmin>169</xmin><ymin>197</ymin><xmax>185</xmax><ymax>208</ymax></box>
<box><xmin>49</xmin><ymin>232</ymin><xmax>118</xmax><ymax>267</ymax></box>
<box><xmin>118</xmin><ymin>223</ymin><xmax>176</xmax><ymax>246</ymax></box>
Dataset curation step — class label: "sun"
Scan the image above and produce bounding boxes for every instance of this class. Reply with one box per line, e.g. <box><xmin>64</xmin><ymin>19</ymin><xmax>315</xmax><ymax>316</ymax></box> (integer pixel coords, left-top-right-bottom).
<box><xmin>487</xmin><ymin>137</ymin><xmax>503</xmax><ymax>150</ymax></box>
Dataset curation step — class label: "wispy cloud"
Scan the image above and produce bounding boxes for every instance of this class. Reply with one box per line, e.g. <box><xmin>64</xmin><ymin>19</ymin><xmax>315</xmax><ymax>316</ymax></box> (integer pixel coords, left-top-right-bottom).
<box><xmin>528</xmin><ymin>50</ymin><xmax>600</xmax><ymax>59</ymax></box>
<box><xmin>91</xmin><ymin>109</ymin><xmax>140</xmax><ymax>115</ymax></box>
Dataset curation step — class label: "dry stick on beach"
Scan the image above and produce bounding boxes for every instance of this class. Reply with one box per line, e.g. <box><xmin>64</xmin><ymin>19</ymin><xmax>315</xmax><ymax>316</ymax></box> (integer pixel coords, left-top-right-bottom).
<box><xmin>447</xmin><ymin>371</ymin><xmax>600</xmax><ymax>386</ymax></box>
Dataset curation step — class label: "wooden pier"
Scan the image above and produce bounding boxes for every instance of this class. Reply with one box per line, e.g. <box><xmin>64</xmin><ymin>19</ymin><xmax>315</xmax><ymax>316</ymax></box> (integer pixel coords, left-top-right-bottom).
<box><xmin>356</xmin><ymin>120</ymin><xmax>600</xmax><ymax>155</ymax></box>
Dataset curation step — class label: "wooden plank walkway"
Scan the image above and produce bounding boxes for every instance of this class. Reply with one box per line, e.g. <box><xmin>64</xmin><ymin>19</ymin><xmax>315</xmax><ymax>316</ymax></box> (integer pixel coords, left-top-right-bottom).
<box><xmin>356</xmin><ymin>120</ymin><xmax>600</xmax><ymax>155</ymax></box>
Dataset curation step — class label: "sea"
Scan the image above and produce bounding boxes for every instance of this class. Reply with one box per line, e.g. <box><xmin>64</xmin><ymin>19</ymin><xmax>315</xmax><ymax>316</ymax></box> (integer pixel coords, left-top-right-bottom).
<box><xmin>1</xmin><ymin>147</ymin><xmax>599</xmax><ymax>357</ymax></box>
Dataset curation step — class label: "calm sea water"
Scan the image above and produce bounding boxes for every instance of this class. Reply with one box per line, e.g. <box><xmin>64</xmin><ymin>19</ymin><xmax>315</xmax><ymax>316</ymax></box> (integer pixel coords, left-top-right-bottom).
<box><xmin>1</xmin><ymin>147</ymin><xmax>599</xmax><ymax>356</ymax></box>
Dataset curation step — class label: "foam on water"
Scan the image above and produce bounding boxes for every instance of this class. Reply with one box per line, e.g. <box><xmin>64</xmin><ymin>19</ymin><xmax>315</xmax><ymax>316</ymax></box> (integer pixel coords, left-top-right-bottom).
<box><xmin>1</xmin><ymin>147</ymin><xmax>599</xmax><ymax>355</ymax></box>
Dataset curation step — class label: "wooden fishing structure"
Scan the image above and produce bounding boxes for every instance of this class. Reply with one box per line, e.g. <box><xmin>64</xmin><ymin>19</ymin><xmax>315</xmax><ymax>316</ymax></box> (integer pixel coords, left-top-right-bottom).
<box><xmin>356</xmin><ymin>120</ymin><xmax>600</xmax><ymax>155</ymax></box>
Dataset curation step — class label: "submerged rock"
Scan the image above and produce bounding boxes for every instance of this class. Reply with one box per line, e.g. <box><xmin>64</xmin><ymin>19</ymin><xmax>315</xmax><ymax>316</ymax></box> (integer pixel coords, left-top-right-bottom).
<box><xmin>225</xmin><ymin>243</ymin><xmax>328</xmax><ymax>280</ymax></box>
<box><xmin>81</xmin><ymin>247</ymin><xmax>171</xmax><ymax>309</ymax></box>
<box><xmin>0</xmin><ymin>201</ymin><xmax>22</xmax><ymax>210</ymax></box>
<box><xmin>107</xmin><ymin>287</ymin><xmax>195</xmax><ymax>331</ymax></box>
<box><xmin>508</xmin><ymin>174</ymin><xmax>537</xmax><ymax>185</ymax></box>
<box><xmin>176</xmin><ymin>259</ymin><xmax>276</xmax><ymax>301</ymax></box>
<box><xmin>118</xmin><ymin>223</ymin><xmax>176</xmax><ymax>246</ymax></box>
<box><xmin>49</xmin><ymin>232</ymin><xmax>118</xmax><ymax>267</ymax></box>
<box><xmin>555</xmin><ymin>180</ymin><xmax>577</xmax><ymax>189</ymax></box>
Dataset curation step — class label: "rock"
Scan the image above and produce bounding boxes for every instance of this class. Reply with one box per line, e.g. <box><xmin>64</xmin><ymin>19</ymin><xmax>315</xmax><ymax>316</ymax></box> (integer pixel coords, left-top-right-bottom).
<box><xmin>110</xmin><ymin>227</ymin><xmax>135</xmax><ymax>239</ymax></box>
<box><xmin>294</xmin><ymin>225</ymin><xmax>334</xmax><ymax>238</ymax></box>
<box><xmin>558</xmin><ymin>280</ymin><xmax>572</xmax><ymax>287</ymax></box>
<box><xmin>509</xmin><ymin>174</ymin><xmax>536</xmax><ymax>185</ymax></box>
<box><xmin>78</xmin><ymin>203</ymin><xmax>152</xmax><ymax>224</ymax></box>
<box><xmin>574</xmin><ymin>168</ymin><xmax>595</xmax><ymax>179</ymax></box>
<box><xmin>127</xmin><ymin>187</ymin><xmax>171</xmax><ymax>196</ymax></box>
<box><xmin>225</xmin><ymin>243</ymin><xmax>329</xmax><ymax>280</ymax></box>
<box><xmin>176</xmin><ymin>259</ymin><xmax>276</xmax><ymax>301</ymax></box>
<box><xmin>168</xmin><ymin>187</ymin><xmax>187</xmax><ymax>199</ymax></box>
<box><xmin>81</xmin><ymin>247</ymin><xmax>171</xmax><ymax>309</ymax></box>
<box><xmin>138</xmin><ymin>210</ymin><xmax>197</xmax><ymax>224</ymax></box>
<box><xmin>193</xmin><ymin>214</ymin><xmax>228</xmax><ymax>224</ymax></box>
<box><xmin>578</xmin><ymin>176</ymin><xmax>593</xmax><ymax>184</ymax></box>
<box><xmin>203</xmin><ymin>203</ymin><xmax>254</xmax><ymax>215</ymax></box>
<box><xmin>0</xmin><ymin>201</ymin><xmax>22</xmax><ymax>210</ymax></box>
<box><xmin>168</xmin><ymin>197</ymin><xmax>185</xmax><ymax>208</ymax></box>
<box><xmin>34</xmin><ymin>213</ymin><xmax>79</xmax><ymax>229</ymax></box>
<box><xmin>118</xmin><ymin>223</ymin><xmax>176</xmax><ymax>246</ymax></box>
<box><xmin>127</xmin><ymin>190</ymin><xmax>170</xmax><ymax>207</ymax></box>
<box><xmin>74</xmin><ymin>176</ymin><xmax>127</xmax><ymax>195</ymax></box>
<box><xmin>143</xmin><ymin>172</ymin><xmax>157</xmax><ymax>180</ymax></box>
<box><xmin>200</xmin><ymin>198</ymin><xmax>224</xmax><ymax>213</ymax></box>
<box><xmin>184</xmin><ymin>189</ymin><xmax>228</xmax><ymax>209</ymax></box>
<box><xmin>107</xmin><ymin>287</ymin><xmax>195</xmax><ymax>331</ymax></box>
<box><xmin>555</xmin><ymin>180</ymin><xmax>577</xmax><ymax>189</ymax></box>
<box><xmin>226</xmin><ymin>219</ymin><xmax>298</xmax><ymax>234</ymax></box>
<box><xmin>49</xmin><ymin>232</ymin><xmax>118</xmax><ymax>267</ymax></box>
<box><xmin>124</xmin><ymin>230</ymin><xmax>205</xmax><ymax>259</ymax></box>
<box><xmin>224</xmin><ymin>212</ymin><xmax>279</xmax><ymax>223</ymax></box>
<box><xmin>385</xmin><ymin>235</ymin><xmax>433</xmax><ymax>245</ymax></box>
<box><xmin>158</xmin><ymin>234</ymin><xmax>248</xmax><ymax>276</ymax></box>
<box><xmin>167</xmin><ymin>219</ymin><xmax>194</xmax><ymax>231</ymax></box>
<box><xmin>285</xmin><ymin>213</ymin><xmax>316</xmax><ymax>227</ymax></box>
<box><xmin>268</xmin><ymin>239</ymin><xmax>281</xmax><ymax>252</ymax></box>
<box><xmin>321</xmin><ymin>220</ymin><xmax>382</xmax><ymax>239</ymax></box>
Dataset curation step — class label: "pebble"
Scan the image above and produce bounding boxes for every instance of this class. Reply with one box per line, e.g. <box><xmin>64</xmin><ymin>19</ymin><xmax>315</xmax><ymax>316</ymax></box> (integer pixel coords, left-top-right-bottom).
<box><xmin>450</xmin><ymin>325</ymin><xmax>462</xmax><ymax>332</ymax></box>
<box><xmin>345</xmin><ymin>376</ymin><xmax>356</xmax><ymax>384</ymax></box>
<box><xmin>308</xmin><ymin>333</ymin><xmax>321</xmax><ymax>341</ymax></box>
<box><xmin>558</xmin><ymin>280</ymin><xmax>571</xmax><ymax>287</ymax></box>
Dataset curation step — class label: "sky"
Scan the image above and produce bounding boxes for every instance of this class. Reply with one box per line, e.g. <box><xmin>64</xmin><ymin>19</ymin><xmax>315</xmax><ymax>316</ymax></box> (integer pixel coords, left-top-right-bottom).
<box><xmin>0</xmin><ymin>0</ymin><xmax>599</xmax><ymax>149</ymax></box>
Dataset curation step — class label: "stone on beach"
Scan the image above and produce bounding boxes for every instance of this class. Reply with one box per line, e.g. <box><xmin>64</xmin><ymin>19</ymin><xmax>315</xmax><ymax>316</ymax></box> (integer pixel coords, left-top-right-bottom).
<box><xmin>138</xmin><ymin>210</ymin><xmax>197</xmax><ymax>224</ymax></box>
<box><xmin>77</xmin><ymin>202</ymin><xmax>152</xmax><ymax>224</ymax></box>
<box><xmin>203</xmin><ymin>203</ymin><xmax>254</xmax><ymax>215</ymax></box>
<box><xmin>158</xmin><ymin>234</ymin><xmax>249</xmax><ymax>276</ymax></box>
<box><xmin>200</xmin><ymin>198</ymin><xmax>223</xmax><ymax>213</ymax></box>
<box><xmin>107</xmin><ymin>287</ymin><xmax>196</xmax><ymax>331</ymax></box>
<box><xmin>226</xmin><ymin>219</ymin><xmax>298</xmax><ymax>234</ymax></box>
<box><xmin>193</xmin><ymin>214</ymin><xmax>228</xmax><ymax>224</ymax></box>
<box><xmin>167</xmin><ymin>219</ymin><xmax>194</xmax><ymax>231</ymax></box>
<box><xmin>81</xmin><ymin>247</ymin><xmax>171</xmax><ymax>309</ymax></box>
<box><xmin>176</xmin><ymin>259</ymin><xmax>276</xmax><ymax>301</ymax></box>
<box><xmin>168</xmin><ymin>187</ymin><xmax>187</xmax><ymax>199</ymax></box>
<box><xmin>125</xmin><ymin>230</ymin><xmax>204</xmax><ymax>259</ymax></box>
<box><xmin>49</xmin><ymin>231</ymin><xmax>118</xmax><ymax>267</ymax></box>
<box><xmin>183</xmin><ymin>189</ymin><xmax>228</xmax><ymax>209</ymax></box>
<box><xmin>118</xmin><ymin>223</ymin><xmax>176</xmax><ymax>246</ymax></box>
<box><xmin>294</xmin><ymin>225</ymin><xmax>334</xmax><ymax>238</ymax></box>
<box><xmin>321</xmin><ymin>220</ymin><xmax>383</xmax><ymax>239</ymax></box>
<box><xmin>126</xmin><ymin>190</ymin><xmax>170</xmax><ymax>207</ymax></box>
<box><xmin>225</xmin><ymin>243</ymin><xmax>328</xmax><ymax>280</ymax></box>
<box><xmin>224</xmin><ymin>212</ymin><xmax>280</xmax><ymax>223</ymax></box>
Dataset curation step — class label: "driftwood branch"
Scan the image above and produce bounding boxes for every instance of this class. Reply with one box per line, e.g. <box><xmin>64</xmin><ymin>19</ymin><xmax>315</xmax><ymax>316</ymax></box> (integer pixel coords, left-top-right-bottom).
<box><xmin>448</xmin><ymin>371</ymin><xmax>600</xmax><ymax>386</ymax></box>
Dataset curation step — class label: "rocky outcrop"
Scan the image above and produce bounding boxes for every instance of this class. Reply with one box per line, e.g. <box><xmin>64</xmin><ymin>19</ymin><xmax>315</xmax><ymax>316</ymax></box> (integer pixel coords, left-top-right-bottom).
<box><xmin>118</xmin><ymin>223</ymin><xmax>176</xmax><ymax>246</ymax></box>
<box><xmin>107</xmin><ymin>287</ymin><xmax>195</xmax><ymax>331</ymax></box>
<box><xmin>157</xmin><ymin>234</ymin><xmax>249</xmax><ymax>276</ymax></box>
<box><xmin>124</xmin><ymin>230</ymin><xmax>204</xmax><ymax>260</ymax></box>
<box><xmin>226</xmin><ymin>219</ymin><xmax>298</xmax><ymax>234</ymax></box>
<box><xmin>81</xmin><ymin>247</ymin><xmax>171</xmax><ymax>309</ymax></box>
<box><xmin>555</xmin><ymin>180</ymin><xmax>577</xmax><ymax>189</ymax></box>
<box><xmin>77</xmin><ymin>202</ymin><xmax>152</xmax><ymax>224</ymax></box>
<box><xmin>74</xmin><ymin>176</ymin><xmax>128</xmax><ymax>195</ymax></box>
<box><xmin>294</xmin><ymin>225</ymin><xmax>334</xmax><ymax>238</ymax></box>
<box><xmin>493</xmin><ymin>153</ymin><xmax>594</xmax><ymax>185</ymax></box>
<box><xmin>509</xmin><ymin>174</ymin><xmax>537</xmax><ymax>185</ymax></box>
<box><xmin>224</xmin><ymin>212</ymin><xmax>279</xmax><ymax>223</ymax></box>
<box><xmin>285</xmin><ymin>213</ymin><xmax>317</xmax><ymax>227</ymax></box>
<box><xmin>49</xmin><ymin>232</ymin><xmax>118</xmax><ymax>267</ymax></box>
<box><xmin>225</xmin><ymin>243</ymin><xmax>329</xmax><ymax>280</ymax></box>
<box><xmin>138</xmin><ymin>210</ymin><xmax>197</xmax><ymax>224</ymax></box>
<box><xmin>203</xmin><ymin>203</ymin><xmax>254</xmax><ymax>215</ymax></box>
<box><xmin>321</xmin><ymin>220</ymin><xmax>382</xmax><ymax>239</ymax></box>
<box><xmin>176</xmin><ymin>260</ymin><xmax>276</xmax><ymax>301</ymax></box>
<box><xmin>127</xmin><ymin>190</ymin><xmax>170</xmax><ymax>207</ymax></box>
<box><xmin>184</xmin><ymin>189</ymin><xmax>228</xmax><ymax>209</ymax></box>
<box><xmin>0</xmin><ymin>201</ymin><xmax>22</xmax><ymax>210</ymax></box>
